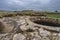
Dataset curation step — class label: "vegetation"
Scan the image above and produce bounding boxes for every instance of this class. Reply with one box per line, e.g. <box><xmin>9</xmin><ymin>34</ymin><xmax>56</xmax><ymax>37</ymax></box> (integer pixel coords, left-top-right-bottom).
<box><xmin>47</xmin><ymin>14</ymin><xmax>60</xmax><ymax>18</ymax></box>
<box><xmin>0</xmin><ymin>10</ymin><xmax>60</xmax><ymax>18</ymax></box>
<box><xmin>45</xmin><ymin>12</ymin><xmax>60</xmax><ymax>18</ymax></box>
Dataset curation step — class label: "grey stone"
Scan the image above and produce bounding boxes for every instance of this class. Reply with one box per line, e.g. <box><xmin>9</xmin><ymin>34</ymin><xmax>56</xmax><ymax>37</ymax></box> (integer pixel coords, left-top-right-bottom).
<box><xmin>13</xmin><ymin>33</ymin><xmax>25</xmax><ymax>40</ymax></box>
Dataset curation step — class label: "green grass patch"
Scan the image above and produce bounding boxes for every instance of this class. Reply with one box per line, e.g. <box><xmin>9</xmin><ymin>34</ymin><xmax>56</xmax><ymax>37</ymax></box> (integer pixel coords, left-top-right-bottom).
<box><xmin>47</xmin><ymin>13</ymin><xmax>60</xmax><ymax>18</ymax></box>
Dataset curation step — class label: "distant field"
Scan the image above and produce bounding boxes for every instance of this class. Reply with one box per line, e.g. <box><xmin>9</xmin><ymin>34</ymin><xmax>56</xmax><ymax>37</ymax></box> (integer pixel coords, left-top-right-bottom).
<box><xmin>0</xmin><ymin>10</ymin><xmax>60</xmax><ymax>18</ymax></box>
<box><xmin>47</xmin><ymin>13</ymin><xmax>60</xmax><ymax>18</ymax></box>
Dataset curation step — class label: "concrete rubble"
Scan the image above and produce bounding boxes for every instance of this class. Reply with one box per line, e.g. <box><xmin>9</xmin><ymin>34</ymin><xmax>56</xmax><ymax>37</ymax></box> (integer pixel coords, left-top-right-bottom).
<box><xmin>0</xmin><ymin>16</ymin><xmax>60</xmax><ymax>40</ymax></box>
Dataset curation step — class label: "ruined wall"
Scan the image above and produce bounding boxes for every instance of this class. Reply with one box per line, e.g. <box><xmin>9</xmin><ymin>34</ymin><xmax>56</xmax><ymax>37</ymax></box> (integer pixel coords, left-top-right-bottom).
<box><xmin>30</xmin><ymin>16</ymin><xmax>60</xmax><ymax>25</ymax></box>
<box><xmin>0</xmin><ymin>16</ymin><xmax>60</xmax><ymax>40</ymax></box>
<box><xmin>40</xmin><ymin>17</ymin><xmax>60</xmax><ymax>24</ymax></box>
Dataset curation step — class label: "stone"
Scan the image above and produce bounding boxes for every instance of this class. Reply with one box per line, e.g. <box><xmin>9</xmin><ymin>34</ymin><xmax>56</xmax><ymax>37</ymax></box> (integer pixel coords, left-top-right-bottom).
<box><xmin>41</xmin><ymin>37</ymin><xmax>50</xmax><ymax>40</ymax></box>
<box><xmin>13</xmin><ymin>33</ymin><xmax>25</xmax><ymax>40</ymax></box>
<box><xmin>32</xmin><ymin>31</ymin><xmax>41</xmax><ymax>40</ymax></box>
<box><xmin>0</xmin><ymin>16</ymin><xmax>60</xmax><ymax>40</ymax></box>
<box><xmin>39</xmin><ymin>28</ymin><xmax>51</xmax><ymax>37</ymax></box>
<box><xmin>20</xmin><ymin>25</ymin><xmax>29</xmax><ymax>31</ymax></box>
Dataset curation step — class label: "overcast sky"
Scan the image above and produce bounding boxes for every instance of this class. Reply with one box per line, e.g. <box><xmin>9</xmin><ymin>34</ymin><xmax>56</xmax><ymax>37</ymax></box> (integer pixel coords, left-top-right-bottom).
<box><xmin>0</xmin><ymin>0</ymin><xmax>60</xmax><ymax>11</ymax></box>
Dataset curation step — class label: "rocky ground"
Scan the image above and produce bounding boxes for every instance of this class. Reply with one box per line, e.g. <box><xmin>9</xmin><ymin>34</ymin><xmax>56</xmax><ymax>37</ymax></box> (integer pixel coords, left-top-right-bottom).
<box><xmin>0</xmin><ymin>16</ymin><xmax>60</xmax><ymax>40</ymax></box>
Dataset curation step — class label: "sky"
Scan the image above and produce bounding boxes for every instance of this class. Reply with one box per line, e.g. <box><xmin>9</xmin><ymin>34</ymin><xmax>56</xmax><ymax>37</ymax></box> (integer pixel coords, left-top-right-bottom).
<box><xmin>0</xmin><ymin>0</ymin><xmax>60</xmax><ymax>11</ymax></box>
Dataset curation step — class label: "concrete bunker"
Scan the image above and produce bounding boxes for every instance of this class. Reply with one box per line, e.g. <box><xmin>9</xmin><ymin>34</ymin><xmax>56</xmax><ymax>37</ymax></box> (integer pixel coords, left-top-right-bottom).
<box><xmin>34</xmin><ymin>20</ymin><xmax>60</xmax><ymax>27</ymax></box>
<box><xmin>30</xmin><ymin>17</ymin><xmax>60</xmax><ymax>27</ymax></box>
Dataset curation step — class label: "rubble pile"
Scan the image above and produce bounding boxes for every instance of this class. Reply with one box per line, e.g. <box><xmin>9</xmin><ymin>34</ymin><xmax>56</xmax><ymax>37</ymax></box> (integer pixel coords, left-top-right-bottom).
<box><xmin>0</xmin><ymin>16</ymin><xmax>60</xmax><ymax>40</ymax></box>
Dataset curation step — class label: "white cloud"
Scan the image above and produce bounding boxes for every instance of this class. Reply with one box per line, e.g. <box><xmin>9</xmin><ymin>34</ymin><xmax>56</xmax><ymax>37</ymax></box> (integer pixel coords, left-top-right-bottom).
<box><xmin>6</xmin><ymin>0</ymin><xmax>51</xmax><ymax>6</ymax></box>
<box><xmin>39</xmin><ymin>0</ymin><xmax>51</xmax><ymax>4</ymax></box>
<box><xmin>1</xmin><ymin>0</ymin><xmax>56</xmax><ymax>11</ymax></box>
<box><xmin>7</xmin><ymin>0</ymin><xmax>23</xmax><ymax>5</ymax></box>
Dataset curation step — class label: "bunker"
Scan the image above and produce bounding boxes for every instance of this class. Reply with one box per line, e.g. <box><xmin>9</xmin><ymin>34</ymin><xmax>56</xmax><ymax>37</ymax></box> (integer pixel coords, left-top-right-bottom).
<box><xmin>34</xmin><ymin>20</ymin><xmax>60</xmax><ymax>27</ymax></box>
<box><xmin>30</xmin><ymin>17</ymin><xmax>60</xmax><ymax>27</ymax></box>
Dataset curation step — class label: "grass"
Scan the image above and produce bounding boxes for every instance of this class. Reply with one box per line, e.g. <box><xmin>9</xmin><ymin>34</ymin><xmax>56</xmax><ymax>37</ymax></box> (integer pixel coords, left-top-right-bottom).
<box><xmin>0</xmin><ymin>10</ymin><xmax>44</xmax><ymax>17</ymax></box>
<box><xmin>47</xmin><ymin>13</ymin><xmax>60</xmax><ymax>18</ymax></box>
<box><xmin>0</xmin><ymin>10</ymin><xmax>60</xmax><ymax>19</ymax></box>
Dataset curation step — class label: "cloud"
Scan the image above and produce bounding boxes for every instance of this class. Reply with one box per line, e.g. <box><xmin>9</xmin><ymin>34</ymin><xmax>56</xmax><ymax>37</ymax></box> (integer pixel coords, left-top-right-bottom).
<box><xmin>0</xmin><ymin>0</ymin><xmax>60</xmax><ymax>11</ymax></box>
<box><xmin>39</xmin><ymin>0</ymin><xmax>51</xmax><ymax>4</ymax></box>
<box><xmin>7</xmin><ymin>0</ymin><xmax>51</xmax><ymax>6</ymax></box>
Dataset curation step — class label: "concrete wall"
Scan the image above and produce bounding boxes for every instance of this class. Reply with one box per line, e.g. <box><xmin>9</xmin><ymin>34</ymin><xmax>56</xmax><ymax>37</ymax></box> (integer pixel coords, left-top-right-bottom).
<box><xmin>30</xmin><ymin>16</ymin><xmax>60</xmax><ymax>25</ymax></box>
